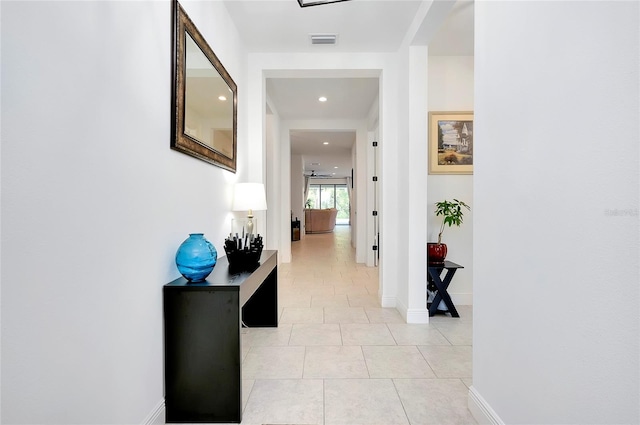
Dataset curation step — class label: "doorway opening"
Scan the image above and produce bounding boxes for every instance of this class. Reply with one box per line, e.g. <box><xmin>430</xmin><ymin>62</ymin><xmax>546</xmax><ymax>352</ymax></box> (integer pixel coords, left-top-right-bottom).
<box><xmin>264</xmin><ymin>71</ymin><xmax>380</xmax><ymax>267</ymax></box>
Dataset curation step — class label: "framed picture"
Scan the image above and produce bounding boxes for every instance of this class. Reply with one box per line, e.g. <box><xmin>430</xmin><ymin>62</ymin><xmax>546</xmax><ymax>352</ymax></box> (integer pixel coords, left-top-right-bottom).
<box><xmin>428</xmin><ymin>111</ymin><xmax>474</xmax><ymax>175</ymax></box>
<box><xmin>171</xmin><ymin>2</ymin><xmax>237</xmax><ymax>172</ymax></box>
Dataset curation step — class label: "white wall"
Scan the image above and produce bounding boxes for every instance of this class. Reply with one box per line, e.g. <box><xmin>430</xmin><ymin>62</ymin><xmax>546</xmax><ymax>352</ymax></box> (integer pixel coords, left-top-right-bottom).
<box><xmin>427</xmin><ymin>55</ymin><xmax>474</xmax><ymax>305</ymax></box>
<box><xmin>290</xmin><ymin>153</ymin><xmax>304</xmax><ymax>225</ymax></box>
<box><xmin>396</xmin><ymin>45</ymin><xmax>430</xmax><ymax>323</ymax></box>
<box><xmin>1</xmin><ymin>1</ymin><xmax>247</xmax><ymax>423</ymax></box>
<box><xmin>366</xmin><ymin>97</ymin><xmax>380</xmax><ymax>267</ymax></box>
<box><xmin>471</xmin><ymin>2</ymin><xmax>639</xmax><ymax>424</ymax></box>
<box><xmin>351</xmin><ymin>144</ymin><xmax>358</xmax><ymax>248</ymax></box>
<box><xmin>265</xmin><ymin>104</ymin><xmax>281</xmax><ymax>250</ymax></box>
<box><xmin>388</xmin><ymin>0</ymin><xmax>455</xmax><ymax>323</ymax></box>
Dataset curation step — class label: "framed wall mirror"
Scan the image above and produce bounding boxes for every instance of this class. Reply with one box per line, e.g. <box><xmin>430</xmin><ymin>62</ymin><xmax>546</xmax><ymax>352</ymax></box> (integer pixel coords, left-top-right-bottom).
<box><xmin>171</xmin><ymin>1</ymin><xmax>237</xmax><ymax>172</ymax></box>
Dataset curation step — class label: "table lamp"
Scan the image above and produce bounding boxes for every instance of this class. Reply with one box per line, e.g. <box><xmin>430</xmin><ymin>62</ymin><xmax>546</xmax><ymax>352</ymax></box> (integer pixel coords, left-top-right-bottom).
<box><xmin>232</xmin><ymin>182</ymin><xmax>268</xmax><ymax>239</ymax></box>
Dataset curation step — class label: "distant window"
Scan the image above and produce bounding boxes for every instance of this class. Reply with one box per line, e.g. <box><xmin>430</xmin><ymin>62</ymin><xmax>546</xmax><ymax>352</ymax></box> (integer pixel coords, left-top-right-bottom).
<box><xmin>306</xmin><ymin>184</ymin><xmax>350</xmax><ymax>225</ymax></box>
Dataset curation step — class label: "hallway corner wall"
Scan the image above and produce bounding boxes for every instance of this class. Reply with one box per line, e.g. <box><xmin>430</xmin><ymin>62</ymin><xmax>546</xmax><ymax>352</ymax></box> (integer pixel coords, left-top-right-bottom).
<box><xmin>472</xmin><ymin>2</ymin><xmax>639</xmax><ymax>423</ymax></box>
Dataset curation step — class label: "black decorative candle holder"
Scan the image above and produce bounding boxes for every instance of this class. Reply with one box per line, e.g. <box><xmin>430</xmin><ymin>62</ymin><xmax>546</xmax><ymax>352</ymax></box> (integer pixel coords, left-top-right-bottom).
<box><xmin>224</xmin><ymin>234</ymin><xmax>263</xmax><ymax>271</ymax></box>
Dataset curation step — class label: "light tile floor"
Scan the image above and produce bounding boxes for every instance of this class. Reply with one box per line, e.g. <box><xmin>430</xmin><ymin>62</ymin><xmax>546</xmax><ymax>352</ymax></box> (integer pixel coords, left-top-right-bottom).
<box><xmin>232</xmin><ymin>226</ymin><xmax>476</xmax><ymax>425</ymax></box>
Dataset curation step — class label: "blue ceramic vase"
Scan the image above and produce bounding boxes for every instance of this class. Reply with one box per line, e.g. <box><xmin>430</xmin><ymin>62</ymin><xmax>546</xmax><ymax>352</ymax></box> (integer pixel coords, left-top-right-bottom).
<box><xmin>175</xmin><ymin>233</ymin><xmax>217</xmax><ymax>282</ymax></box>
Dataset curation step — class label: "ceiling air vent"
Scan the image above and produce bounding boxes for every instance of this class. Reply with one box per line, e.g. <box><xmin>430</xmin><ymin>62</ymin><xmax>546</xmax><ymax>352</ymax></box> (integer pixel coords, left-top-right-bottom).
<box><xmin>310</xmin><ymin>34</ymin><xmax>338</xmax><ymax>45</ymax></box>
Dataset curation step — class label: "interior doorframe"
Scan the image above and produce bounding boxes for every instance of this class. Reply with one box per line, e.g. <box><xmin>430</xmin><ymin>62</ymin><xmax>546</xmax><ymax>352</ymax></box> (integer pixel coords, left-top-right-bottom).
<box><xmin>261</xmin><ymin>69</ymin><xmax>380</xmax><ymax>267</ymax></box>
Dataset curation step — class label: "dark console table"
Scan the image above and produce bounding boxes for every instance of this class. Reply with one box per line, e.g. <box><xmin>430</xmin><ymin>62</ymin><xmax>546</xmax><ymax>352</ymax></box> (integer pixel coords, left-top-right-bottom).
<box><xmin>163</xmin><ymin>250</ymin><xmax>278</xmax><ymax>423</ymax></box>
<box><xmin>427</xmin><ymin>260</ymin><xmax>463</xmax><ymax>318</ymax></box>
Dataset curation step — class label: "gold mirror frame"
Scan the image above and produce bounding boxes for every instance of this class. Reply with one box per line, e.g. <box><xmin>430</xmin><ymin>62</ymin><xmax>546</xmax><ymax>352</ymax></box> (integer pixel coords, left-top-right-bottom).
<box><xmin>171</xmin><ymin>1</ymin><xmax>237</xmax><ymax>172</ymax></box>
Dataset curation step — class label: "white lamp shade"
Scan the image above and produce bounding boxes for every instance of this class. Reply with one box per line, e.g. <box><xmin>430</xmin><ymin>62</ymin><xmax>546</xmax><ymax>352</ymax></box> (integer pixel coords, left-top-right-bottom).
<box><xmin>232</xmin><ymin>183</ymin><xmax>268</xmax><ymax>212</ymax></box>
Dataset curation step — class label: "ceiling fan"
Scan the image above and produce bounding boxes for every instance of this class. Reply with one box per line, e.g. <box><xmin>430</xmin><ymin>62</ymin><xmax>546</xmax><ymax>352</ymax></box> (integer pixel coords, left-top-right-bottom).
<box><xmin>304</xmin><ymin>170</ymin><xmax>333</xmax><ymax>178</ymax></box>
<box><xmin>297</xmin><ymin>0</ymin><xmax>351</xmax><ymax>7</ymax></box>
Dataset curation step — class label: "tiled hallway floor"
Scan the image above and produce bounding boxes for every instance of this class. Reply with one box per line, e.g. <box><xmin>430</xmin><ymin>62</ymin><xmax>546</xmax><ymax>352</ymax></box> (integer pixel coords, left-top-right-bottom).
<box><xmin>233</xmin><ymin>226</ymin><xmax>476</xmax><ymax>425</ymax></box>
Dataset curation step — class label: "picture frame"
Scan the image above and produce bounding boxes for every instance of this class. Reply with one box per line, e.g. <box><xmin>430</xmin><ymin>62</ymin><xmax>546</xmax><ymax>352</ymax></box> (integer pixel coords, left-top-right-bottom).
<box><xmin>428</xmin><ymin>111</ymin><xmax>474</xmax><ymax>175</ymax></box>
<box><xmin>171</xmin><ymin>1</ymin><xmax>237</xmax><ymax>172</ymax></box>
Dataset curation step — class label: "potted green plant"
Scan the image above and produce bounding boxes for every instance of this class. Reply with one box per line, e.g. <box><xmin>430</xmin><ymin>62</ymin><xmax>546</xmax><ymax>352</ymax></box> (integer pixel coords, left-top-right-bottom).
<box><xmin>428</xmin><ymin>199</ymin><xmax>470</xmax><ymax>264</ymax></box>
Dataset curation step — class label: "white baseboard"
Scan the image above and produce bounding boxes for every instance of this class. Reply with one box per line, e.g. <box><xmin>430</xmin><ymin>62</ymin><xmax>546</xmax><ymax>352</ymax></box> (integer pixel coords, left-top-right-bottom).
<box><xmin>468</xmin><ymin>386</ymin><xmax>504</xmax><ymax>425</ymax></box>
<box><xmin>395</xmin><ymin>298</ymin><xmax>407</xmax><ymax>319</ymax></box>
<box><xmin>142</xmin><ymin>399</ymin><xmax>165</xmax><ymax>425</ymax></box>
<box><xmin>394</xmin><ymin>299</ymin><xmax>429</xmax><ymax>323</ymax></box>
<box><xmin>405</xmin><ymin>308</ymin><xmax>429</xmax><ymax>323</ymax></box>
<box><xmin>380</xmin><ymin>295</ymin><xmax>396</xmax><ymax>308</ymax></box>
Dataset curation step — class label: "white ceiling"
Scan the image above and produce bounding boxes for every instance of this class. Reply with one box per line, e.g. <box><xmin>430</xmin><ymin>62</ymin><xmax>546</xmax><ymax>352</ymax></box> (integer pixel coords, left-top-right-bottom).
<box><xmin>269</xmin><ymin>77</ymin><xmax>378</xmax><ymax>178</ymax></box>
<box><xmin>266</xmin><ymin>77</ymin><xmax>379</xmax><ymax>120</ymax></box>
<box><xmin>223</xmin><ymin>0</ymin><xmax>474</xmax><ymax>178</ymax></box>
<box><xmin>290</xmin><ymin>129</ymin><xmax>355</xmax><ymax>178</ymax></box>
<box><xmin>224</xmin><ymin>0</ymin><xmax>425</xmax><ymax>53</ymax></box>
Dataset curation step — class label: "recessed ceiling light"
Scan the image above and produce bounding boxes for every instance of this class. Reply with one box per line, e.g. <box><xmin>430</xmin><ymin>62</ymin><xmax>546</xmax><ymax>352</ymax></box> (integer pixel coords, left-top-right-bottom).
<box><xmin>218</xmin><ymin>95</ymin><xmax>227</xmax><ymax>101</ymax></box>
<box><xmin>318</xmin><ymin>96</ymin><xmax>327</xmax><ymax>102</ymax></box>
<box><xmin>323</xmin><ymin>142</ymin><xmax>329</xmax><ymax>145</ymax></box>
<box><xmin>334</xmin><ymin>166</ymin><xmax>338</xmax><ymax>169</ymax></box>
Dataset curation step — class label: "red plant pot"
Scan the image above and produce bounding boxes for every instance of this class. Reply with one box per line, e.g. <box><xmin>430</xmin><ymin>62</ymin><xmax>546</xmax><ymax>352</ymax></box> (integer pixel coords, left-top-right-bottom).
<box><xmin>427</xmin><ymin>243</ymin><xmax>447</xmax><ymax>264</ymax></box>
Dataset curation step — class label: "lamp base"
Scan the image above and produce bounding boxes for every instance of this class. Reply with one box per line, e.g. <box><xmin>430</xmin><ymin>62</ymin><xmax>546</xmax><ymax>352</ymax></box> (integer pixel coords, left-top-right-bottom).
<box><xmin>246</xmin><ymin>212</ymin><xmax>254</xmax><ymax>239</ymax></box>
<box><xmin>231</xmin><ymin>217</ymin><xmax>259</xmax><ymax>239</ymax></box>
